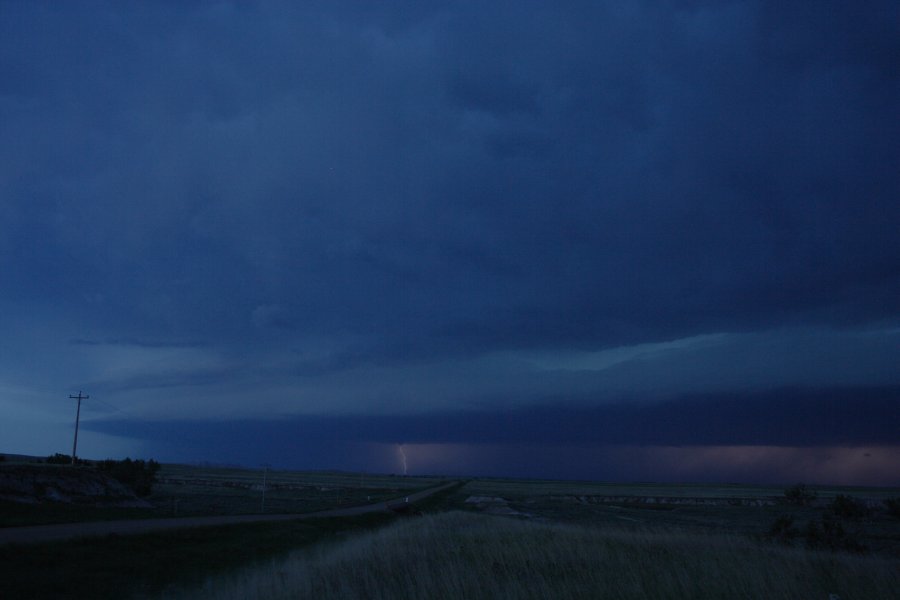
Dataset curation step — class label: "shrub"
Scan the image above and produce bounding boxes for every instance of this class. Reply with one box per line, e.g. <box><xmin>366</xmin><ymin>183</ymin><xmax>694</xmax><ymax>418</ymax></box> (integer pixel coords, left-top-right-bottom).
<box><xmin>96</xmin><ymin>458</ymin><xmax>161</xmax><ymax>496</ymax></box>
<box><xmin>884</xmin><ymin>498</ymin><xmax>900</xmax><ymax>519</ymax></box>
<box><xmin>46</xmin><ymin>453</ymin><xmax>85</xmax><ymax>465</ymax></box>
<box><xmin>769</xmin><ymin>512</ymin><xmax>867</xmax><ymax>554</ymax></box>
<box><xmin>829</xmin><ymin>495</ymin><xmax>869</xmax><ymax>520</ymax></box>
<box><xmin>767</xmin><ymin>515</ymin><xmax>801</xmax><ymax>545</ymax></box>
<box><xmin>783</xmin><ymin>484</ymin><xmax>816</xmax><ymax>506</ymax></box>
<box><xmin>804</xmin><ymin>516</ymin><xmax>866</xmax><ymax>554</ymax></box>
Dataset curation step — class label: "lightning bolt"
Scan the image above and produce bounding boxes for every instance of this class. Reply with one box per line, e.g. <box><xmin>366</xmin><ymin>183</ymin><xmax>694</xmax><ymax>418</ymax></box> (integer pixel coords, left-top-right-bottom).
<box><xmin>397</xmin><ymin>443</ymin><xmax>408</xmax><ymax>475</ymax></box>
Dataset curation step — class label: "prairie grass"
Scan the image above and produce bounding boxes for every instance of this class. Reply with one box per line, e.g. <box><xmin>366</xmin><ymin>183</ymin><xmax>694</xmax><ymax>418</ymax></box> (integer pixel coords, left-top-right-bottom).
<box><xmin>167</xmin><ymin>511</ymin><xmax>900</xmax><ymax>600</ymax></box>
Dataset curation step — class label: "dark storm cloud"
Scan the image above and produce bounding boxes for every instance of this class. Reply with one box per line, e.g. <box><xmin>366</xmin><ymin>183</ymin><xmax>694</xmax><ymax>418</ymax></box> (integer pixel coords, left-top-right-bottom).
<box><xmin>3</xmin><ymin>0</ymin><xmax>897</xmax><ymax>362</ymax></box>
<box><xmin>2</xmin><ymin>1</ymin><xmax>899</xmax><ymax>473</ymax></box>
<box><xmin>89</xmin><ymin>385</ymin><xmax>900</xmax><ymax>448</ymax></box>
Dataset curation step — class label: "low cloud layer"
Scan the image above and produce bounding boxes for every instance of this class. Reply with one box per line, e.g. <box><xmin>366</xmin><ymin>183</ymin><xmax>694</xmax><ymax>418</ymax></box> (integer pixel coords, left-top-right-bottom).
<box><xmin>89</xmin><ymin>385</ymin><xmax>900</xmax><ymax>448</ymax></box>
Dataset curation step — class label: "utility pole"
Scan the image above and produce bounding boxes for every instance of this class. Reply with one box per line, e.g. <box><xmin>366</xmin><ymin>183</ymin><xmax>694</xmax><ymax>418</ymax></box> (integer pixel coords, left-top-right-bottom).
<box><xmin>69</xmin><ymin>391</ymin><xmax>89</xmax><ymax>465</ymax></box>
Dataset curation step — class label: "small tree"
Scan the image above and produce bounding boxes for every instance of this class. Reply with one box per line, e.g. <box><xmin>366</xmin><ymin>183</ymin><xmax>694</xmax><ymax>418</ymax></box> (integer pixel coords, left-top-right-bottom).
<box><xmin>46</xmin><ymin>453</ymin><xmax>84</xmax><ymax>465</ymax></box>
<box><xmin>784</xmin><ymin>484</ymin><xmax>817</xmax><ymax>506</ymax></box>
<box><xmin>768</xmin><ymin>515</ymin><xmax>800</xmax><ymax>545</ymax></box>
<box><xmin>805</xmin><ymin>515</ymin><xmax>866</xmax><ymax>553</ymax></box>
<box><xmin>829</xmin><ymin>495</ymin><xmax>869</xmax><ymax>520</ymax></box>
<box><xmin>96</xmin><ymin>458</ymin><xmax>161</xmax><ymax>496</ymax></box>
<box><xmin>884</xmin><ymin>498</ymin><xmax>900</xmax><ymax>519</ymax></box>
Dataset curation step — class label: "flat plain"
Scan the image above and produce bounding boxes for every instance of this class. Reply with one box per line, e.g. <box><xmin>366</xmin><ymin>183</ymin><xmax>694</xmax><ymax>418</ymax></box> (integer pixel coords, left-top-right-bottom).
<box><xmin>163</xmin><ymin>476</ymin><xmax>900</xmax><ymax>599</ymax></box>
<box><xmin>452</xmin><ymin>477</ymin><xmax>900</xmax><ymax>553</ymax></box>
<box><xmin>2</xmin><ymin>459</ymin><xmax>899</xmax><ymax>599</ymax></box>
<box><xmin>148</xmin><ymin>463</ymin><xmax>447</xmax><ymax>517</ymax></box>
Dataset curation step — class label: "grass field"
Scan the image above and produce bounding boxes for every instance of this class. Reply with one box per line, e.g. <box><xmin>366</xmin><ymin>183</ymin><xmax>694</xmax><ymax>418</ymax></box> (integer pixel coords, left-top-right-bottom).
<box><xmin>165</xmin><ymin>511</ymin><xmax>900</xmax><ymax>600</ymax></box>
<box><xmin>3</xmin><ymin>460</ymin><xmax>899</xmax><ymax>599</ymax></box>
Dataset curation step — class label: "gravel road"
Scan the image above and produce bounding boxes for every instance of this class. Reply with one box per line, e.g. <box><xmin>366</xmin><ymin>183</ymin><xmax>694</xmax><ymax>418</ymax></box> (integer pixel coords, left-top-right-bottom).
<box><xmin>0</xmin><ymin>481</ymin><xmax>458</xmax><ymax>546</ymax></box>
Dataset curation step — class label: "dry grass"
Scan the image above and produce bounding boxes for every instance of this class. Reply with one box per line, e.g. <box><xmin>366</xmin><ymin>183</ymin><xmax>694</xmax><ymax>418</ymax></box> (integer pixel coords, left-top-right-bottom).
<box><xmin>164</xmin><ymin>512</ymin><xmax>900</xmax><ymax>600</ymax></box>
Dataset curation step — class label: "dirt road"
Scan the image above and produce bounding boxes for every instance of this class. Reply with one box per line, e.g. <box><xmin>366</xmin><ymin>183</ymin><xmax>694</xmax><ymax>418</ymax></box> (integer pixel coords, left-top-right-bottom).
<box><xmin>0</xmin><ymin>481</ymin><xmax>458</xmax><ymax>546</ymax></box>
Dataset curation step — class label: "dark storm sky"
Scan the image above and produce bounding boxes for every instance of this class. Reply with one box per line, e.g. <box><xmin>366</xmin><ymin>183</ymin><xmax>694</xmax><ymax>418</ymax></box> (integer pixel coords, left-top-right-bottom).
<box><xmin>1</xmin><ymin>1</ymin><xmax>898</xmax><ymax>484</ymax></box>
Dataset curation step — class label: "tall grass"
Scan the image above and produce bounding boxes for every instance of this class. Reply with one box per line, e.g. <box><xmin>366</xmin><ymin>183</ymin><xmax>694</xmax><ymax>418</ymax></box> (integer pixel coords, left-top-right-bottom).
<box><xmin>165</xmin><ymin>512</ymin><xmax>899</xmax><ymax>600</ymax></box>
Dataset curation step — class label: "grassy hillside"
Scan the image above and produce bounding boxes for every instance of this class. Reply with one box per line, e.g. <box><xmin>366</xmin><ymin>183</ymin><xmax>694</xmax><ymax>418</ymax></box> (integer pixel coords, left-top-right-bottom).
<box><xmin>167</xmin><ymin>511</ymin><xmax>900</xmax><ymax>600</ymax></box>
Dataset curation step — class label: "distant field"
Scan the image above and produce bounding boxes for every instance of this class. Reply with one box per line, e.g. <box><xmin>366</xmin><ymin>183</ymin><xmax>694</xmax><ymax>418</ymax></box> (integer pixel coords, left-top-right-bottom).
<box><xmin>458</xmin><ymin>476</ymin><xmax>900</xmax><ymax>501</ymax></box>
<box><xmin>448</xmin><ymin>478</ymin><xmax>900</xmax><ymax>556</ymax></box>
<box><xmin>0</xmin><ymin>458</ymin><xmax>448</xmax><ymax>526</ymax></box>
<box><xmin>150</xmin><ymin>463</ymin><xmax>446</xmax><ymax>516</ymax></box>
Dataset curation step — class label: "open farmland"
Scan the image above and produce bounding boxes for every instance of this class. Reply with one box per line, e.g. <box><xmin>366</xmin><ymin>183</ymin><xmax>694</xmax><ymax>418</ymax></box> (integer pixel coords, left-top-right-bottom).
<box><xmin>448</xmin><ymin>478</ymin><xmax>900</xmax><ymax>556</ymax></box>
<box><xmin>149</xmin><ymin>463</ymin><xmax>447</xmax><ymax>517</ymax></box>
<box><xmin>3</xmin><ymin>461</ymin><xmax>899</xmax><ymax>599</ymax></box>
<box><xmin>0</xmin><ymin>456</ymin><xmax>448</xmax><ymax>527</ymax></box>
<box><xmin>457</xmin><ymin>477</ymin><xmax>900</xmax><ymax>502</ymax></box>
<box><xmin>157</xmin><ymin>478</ymin><xmax>900</xmax><ymax>599</ymax></box>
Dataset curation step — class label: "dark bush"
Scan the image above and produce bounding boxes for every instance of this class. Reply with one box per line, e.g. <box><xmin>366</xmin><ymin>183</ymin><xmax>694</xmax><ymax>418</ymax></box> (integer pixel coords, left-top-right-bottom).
<box><xmin>46</xmin><ymin>453</ymin><xmax>85</xmax><ymax>465</ymax></box>
<box><xmin>829</xmin><ymin>495</ymin><xmax>869</xmax><ymax>520</ymax></box>
<box><xmin>784</xmin><ymin>483</ymin><xmax>817</xmax><ymax>506</ymax></box>
<box><xmin>768</xmin><ymin>515</ymin><xmax>801</xmax><ymax>545</ymax></box>
<box><xmin>805</xmin><ymin>516</ymin><xmax>866</xmax><ymax>553</ymax></box>
<box><xmin>96</xmin><ymin>458</ymin><xmax>161</xmax><ymax>496</ymax></box>
<box><xmin>884</xmin><ymin>498</ymin><xmax>900</xmax><ymax>519</ymax></box>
